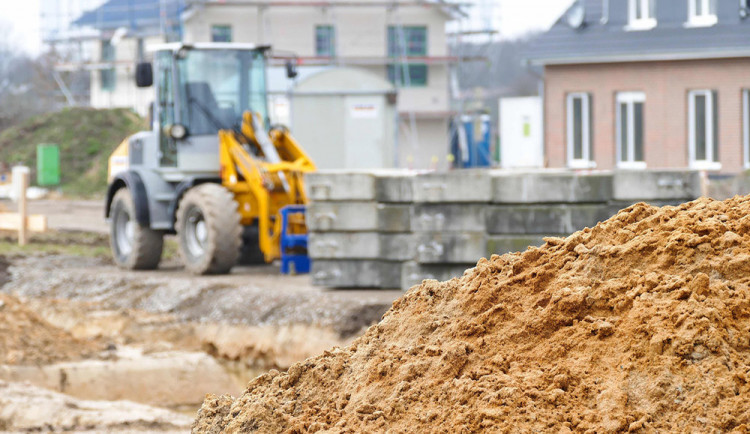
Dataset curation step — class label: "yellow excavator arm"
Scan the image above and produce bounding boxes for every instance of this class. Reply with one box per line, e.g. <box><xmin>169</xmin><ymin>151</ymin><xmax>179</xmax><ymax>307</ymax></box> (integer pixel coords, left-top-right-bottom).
<box><xmin>218</xmin><ymin>111</ymin><xmax>316</xmax><ymax>262</ymax></box>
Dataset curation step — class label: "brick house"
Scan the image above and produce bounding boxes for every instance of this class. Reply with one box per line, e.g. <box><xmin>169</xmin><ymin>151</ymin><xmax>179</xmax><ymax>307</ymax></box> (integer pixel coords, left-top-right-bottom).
<box><xmin>526</xmin><ymin>0</ymin><xmax>750</xmax><ymax>174</ymax></box>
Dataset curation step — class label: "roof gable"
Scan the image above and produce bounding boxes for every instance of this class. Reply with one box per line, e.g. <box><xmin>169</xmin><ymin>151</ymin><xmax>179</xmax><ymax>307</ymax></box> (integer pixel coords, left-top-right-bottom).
<box><xmin>73</xmin><ymin>0</ymin><xmax>182</xmax><ymax>33</ymax></box>
<box><xmin>526</xmin><ymin>0</ymin><xmax>750</xmax><ymax>65</ymax></box>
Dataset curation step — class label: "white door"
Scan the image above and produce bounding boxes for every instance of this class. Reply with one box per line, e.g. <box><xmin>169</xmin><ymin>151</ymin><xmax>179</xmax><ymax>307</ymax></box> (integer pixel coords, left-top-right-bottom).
<box><xmin>500</xmin><ymin>97</ymin><xmax>543</xmax><ymax>168</ymax></box>
<box><xmin>344</xmin><ymin>96</ymin><xmax>386</xmax><ymax>168</ymax></box>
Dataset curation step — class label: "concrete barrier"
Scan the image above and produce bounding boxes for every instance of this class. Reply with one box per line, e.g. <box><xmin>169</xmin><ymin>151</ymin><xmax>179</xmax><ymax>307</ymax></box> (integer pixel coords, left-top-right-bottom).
<box><xmin>486</xmin><ymin>204</ymin><xmax>613</xmax><ymax>235</ymax></box>
<box><xmin>309</xmin><ymin>169</ymin><xmax>701</xmax><ymax>290</ymax></box>
<box><xmin>415</xmin><ymin>232</ymin><xmax>486</xmax><ymax>264</ymax></box>
<box><xmin>411</xmin><ymin>204</ymin><xmax>487</xmax><ymax>232</ymax></box>
<box><xmin>312</xmin><ymin>260</ymin><xmax>402</xmax><ymax>288</ymax></box>
<box><xmin>309</xmin><ymin>232</ymin><xmax>415</xmax><ymax>261</ymax></box>
<box><xmin>491</xmin><ymin>171</ymin><xmax>612</xmax><ymax>204</ymax></box>
<box><xmin>307</xmin><ymin>202</ymin><xmax>411</xmax><ymax>232</ymax></box>
<box><xmin>413</xmin><ymin>170</ymin><xmax>491</xmax><ymax>203</ymax></box>
<box><xmin>612</xmin><ymin>170</ymin><xmax>701</xmax><ymax>201</ymax></box>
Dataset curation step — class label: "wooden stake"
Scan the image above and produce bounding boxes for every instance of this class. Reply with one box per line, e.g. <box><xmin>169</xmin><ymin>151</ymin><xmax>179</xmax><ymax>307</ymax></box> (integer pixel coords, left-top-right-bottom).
<box><xmin>18</xmin><ymin>171</ymin><xmax>28</xmax><ymax>246</ymax></box>
<box><xmin>700</xmin><ymin>170</ymin><xmax>709</xmax><ymax>198</ymax></box>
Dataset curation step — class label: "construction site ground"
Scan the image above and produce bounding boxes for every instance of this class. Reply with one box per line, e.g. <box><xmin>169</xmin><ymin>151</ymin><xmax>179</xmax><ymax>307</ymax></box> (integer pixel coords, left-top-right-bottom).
<box><xmin>0</xmin><ymin>199</ymin><xmax>402</xmax><ymax>431</ymax></box>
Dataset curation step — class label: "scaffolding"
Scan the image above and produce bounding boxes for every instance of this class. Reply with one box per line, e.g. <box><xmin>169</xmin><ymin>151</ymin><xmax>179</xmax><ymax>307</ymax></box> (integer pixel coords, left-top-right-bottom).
<box><xmin>50</xmin><ymin>0</ymin><xmax>491</xmax><ymax>169</ymax></box>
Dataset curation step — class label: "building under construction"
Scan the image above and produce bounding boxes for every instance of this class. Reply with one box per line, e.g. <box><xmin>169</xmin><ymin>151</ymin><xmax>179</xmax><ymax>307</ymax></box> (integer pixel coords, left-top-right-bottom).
<box><xmin>55</xmin><ymin>0</ymin><xmax>478</xmax><ymax>170</ymax></box>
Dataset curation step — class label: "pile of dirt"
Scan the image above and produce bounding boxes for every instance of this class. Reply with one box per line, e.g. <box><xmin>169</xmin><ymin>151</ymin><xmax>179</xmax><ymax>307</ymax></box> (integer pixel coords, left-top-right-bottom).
<box><xmin>0</xmin><ymin>292</ymin><xmax>98</xmax><ymax>365</ymax></box>
<box><xmin>194</xmin><ymin>196</ymin><xmax>750</xmax><ymax>432</ymax></box>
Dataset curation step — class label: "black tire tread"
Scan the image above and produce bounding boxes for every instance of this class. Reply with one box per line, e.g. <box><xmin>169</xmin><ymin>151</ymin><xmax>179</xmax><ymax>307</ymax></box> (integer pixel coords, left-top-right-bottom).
<box><xmin>176</xmin><ymin>183</ymin><xmax>242</xmax><ymax>275</ymax></box>
<box><xmin>110</xmin><ymin>188</ymin><xmax>163</xmax><ymax>270</ymax></box>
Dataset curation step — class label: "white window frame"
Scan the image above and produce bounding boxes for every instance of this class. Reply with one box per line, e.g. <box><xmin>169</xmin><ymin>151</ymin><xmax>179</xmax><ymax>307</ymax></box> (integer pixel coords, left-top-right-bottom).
<box><xmin>566</xmin><ymin>93</ymin><xmax>596</xmax><ymax>169</ymax></box>
<box><xmin>688</xmin><ymin>89</ymin><xmax>721</xmax><ymax>170</ymax></box>
<box><xmin>743</xmin><ymin>89</ymin><xmax>750</xmax><ymax>169</ymax></box>
<box><xmin>616</xmin><ymin>92</ymin><xmax>647</xmax><ymax>169</ymax></box>
<box><xmin>687</xmin><ymin>0</ymin><xmax>718</xmax><ymax>27</ymax></box>
<box><xmin>627</xmin><ymin>0</ymin><xmax>657</xmax><ymax>30</ymax></box>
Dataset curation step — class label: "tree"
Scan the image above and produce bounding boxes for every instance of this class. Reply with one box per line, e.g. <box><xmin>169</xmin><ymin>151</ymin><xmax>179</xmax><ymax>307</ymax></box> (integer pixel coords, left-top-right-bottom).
<box><xmin>0</xmin><ymin>21</ymin><xmax>63</xmax><ymax>130</ymax></box>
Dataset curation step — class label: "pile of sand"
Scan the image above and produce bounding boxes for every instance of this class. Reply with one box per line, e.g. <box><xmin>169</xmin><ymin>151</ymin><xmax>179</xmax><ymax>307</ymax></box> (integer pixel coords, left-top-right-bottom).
<box><xmin>194</xmin><ymin>196</ymin><xmax>750</xmax><ymax>432</ymax></box>
<box><xmin>0</xmin><ymin>292</ymin><xmax>98</xmax><ymax>365</ymax></box>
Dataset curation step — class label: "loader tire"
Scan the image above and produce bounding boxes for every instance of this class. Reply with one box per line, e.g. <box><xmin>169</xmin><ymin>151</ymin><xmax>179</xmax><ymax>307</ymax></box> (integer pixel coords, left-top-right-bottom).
<box><xmin>176</xmin><ymin>183</ymin><xmax>241</xmax><ymax>275</ymax></box>
<box><xmin>109</xmin><ymin>188</ymin><xmax>163</xmax><ymax>270</ymax></box>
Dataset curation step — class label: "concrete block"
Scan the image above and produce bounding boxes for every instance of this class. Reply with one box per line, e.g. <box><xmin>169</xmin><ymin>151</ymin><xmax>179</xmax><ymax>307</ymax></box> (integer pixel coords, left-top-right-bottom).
<box><xmin>613</xmin><ymin>170</ymin><xmax>701</xmax><ymax>201</ymax></box>
<box><xmin>380</xmin><ymin>233</ymin><xmax>417</xmax><ymax>261</ymax></box>
<box><xmin>312</xmin><ymin>260</ymin><xmax>402</xmax><ymax>288</ymax></box>
<box><xmin>400</xmin><ymin>261</ymin><xmax>475</xmax><ymax>291</ymax></box>
<box><xmin>486</xmin><ymin>235</ymin><xmax>547</xmax><ymax>256</ymax></box>
<box><xmin>411</xmin><ymin>204</ymin><xmax>486</xmax><ymax>232</ymax></box>
<box><xmin>377</xmin><ymin>204</ymin><xmax>412</xmax><ymax>232</ymax></box>
<box><xmin>309</xmin><ymin>232</ymin><xmax>380</xmax><ymax>259</ymax></box>
<box><xmin>415</xmin><ymin>232</ymin><xmax>486</xmax><ymax>264</ymax></box>
<box><xmin>486</xmin><ymin>204</ymin><xmax>615</xmax><ymax>235</ymax></box>
<box><xmin>306</xmin><ymin>171</ymin><xmax>376</xmax><ymax>201</ymax></box>
<box><xmin>307</xmin><ymin>202</ymin><xmax>411</xmax><ymax>232</ymax></box>
<box><xmin>413</xmin><ymin>170</ymin><xmax>491</xmax><ymax>203</ymax></box>
<box><xmin>309</xmin><ymin>232</ymin><xmax>415</xmax><ymax>261</ymax></box>
<box><xmin>491</xmin><ymin>171</ymin><xmax>613</xmax><ymax>203</ymax></box>
<box><xmin>375</xmin><ymin>172</ymin><xmax>415</xmax><ymax>203</ymax></box>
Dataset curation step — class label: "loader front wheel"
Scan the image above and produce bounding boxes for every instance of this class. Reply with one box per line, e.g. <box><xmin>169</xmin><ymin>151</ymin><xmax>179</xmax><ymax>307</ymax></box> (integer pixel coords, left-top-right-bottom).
<box><xmin>110</xmin><ymin>188</ymin><xmax>164</xmax><ymax>270</ymax></box>
<box><xmin>176</xmin><ymin>183</ymin><xmax>241</xmax><ymax>274</ymax></box>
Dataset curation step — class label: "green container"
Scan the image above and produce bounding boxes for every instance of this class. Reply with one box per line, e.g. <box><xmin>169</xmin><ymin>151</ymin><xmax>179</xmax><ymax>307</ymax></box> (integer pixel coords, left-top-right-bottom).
<box><xmin>36</xmin><ymin>144</ymin><xmax>61</xmax><ymax>186</ymax></box>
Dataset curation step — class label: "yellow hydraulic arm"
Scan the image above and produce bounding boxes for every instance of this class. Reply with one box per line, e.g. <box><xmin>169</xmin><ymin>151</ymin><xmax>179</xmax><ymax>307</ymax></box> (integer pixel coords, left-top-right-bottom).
<box><xmin>218</xmin><ymin>111</ymin><xmax>316</xmax><ymax>262</ymax></box>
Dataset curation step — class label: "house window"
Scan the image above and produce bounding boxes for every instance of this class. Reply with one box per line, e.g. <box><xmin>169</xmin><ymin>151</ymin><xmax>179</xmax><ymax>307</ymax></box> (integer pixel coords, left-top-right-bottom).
<box><xmin>743</xmin><ymin>90</ymin><xmax>750</xmax><ymax>168</ymax></box>
<box><xmin>100</xmin><ymin>40</ymin><xmax>115</xmax><ymax>92</ymax></box>
<box><xmin>387</xmin><ymin>26</ymin><xmax>428</xmax><ymax>87</ymax></box>
<box><xmin>315</xmin><ymin>25</ymin><xmax>335</xmax><ymax>57</ymax></box>
<box><xmin>628</xmin><ymin>0</ymin><xmax>657</xmax><ymax>30</ymax></box>
<box><xmin>566</xmin><ymin>93</ymin><xmax>594</xmax><ymax>168</ymax></box>
<box><xmin>688</xmin><ymin>90</ymin><xmax>719</xmax><ymax>168</ymax></box>
<box><xmin>211</xmin><ymin>25</ymin><xmax>232</xmax><ymax>42</ymax></box>
<box><xmin>616</xmin><ymin>92</ymin><xmax>646</xmax><ymax>168</ymax></box>
<box><xmin>688</xmin><ymin>0</ymin><xmax>717</xmax><ymax>26</ymax></box>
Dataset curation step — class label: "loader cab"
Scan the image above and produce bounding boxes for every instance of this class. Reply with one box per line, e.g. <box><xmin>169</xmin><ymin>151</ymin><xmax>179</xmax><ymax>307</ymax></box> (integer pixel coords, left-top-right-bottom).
<box><xmin>137</xmin><ymin>43</ymin><xmax>271</xmax><ymax>174</ymax></box>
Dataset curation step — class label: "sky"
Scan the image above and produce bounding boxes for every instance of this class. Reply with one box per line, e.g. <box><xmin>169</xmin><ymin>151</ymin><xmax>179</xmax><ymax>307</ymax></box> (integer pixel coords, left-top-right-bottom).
<box><xmin>0</xmin><ymin>0</ymin><xmax>42</xmax><ymax>55</ymax></box>
<box><xmin>0</xmin><ymin>0</ymin><xmax>575</xmax><ymax>56</ymax></box>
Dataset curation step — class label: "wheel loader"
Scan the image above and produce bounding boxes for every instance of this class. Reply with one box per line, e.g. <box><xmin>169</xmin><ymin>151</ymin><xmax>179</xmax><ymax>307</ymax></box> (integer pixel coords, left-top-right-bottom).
<box><xmin>105</xmin><ymin>43</ymin><xmax>316</xmax><ymax>274</ymax></box>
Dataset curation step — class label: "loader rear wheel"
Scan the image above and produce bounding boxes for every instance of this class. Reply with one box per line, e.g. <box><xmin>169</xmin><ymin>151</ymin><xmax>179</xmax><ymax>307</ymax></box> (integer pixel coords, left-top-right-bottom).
<box><xmin>176</xmin><ymin>183</ymin><xmax>242</xmax><ymax>275</ymax></box>
<box><xmin>109</xmin><ymin>188</ymin><xmax>163</xmax><ymax>270</ymax></box>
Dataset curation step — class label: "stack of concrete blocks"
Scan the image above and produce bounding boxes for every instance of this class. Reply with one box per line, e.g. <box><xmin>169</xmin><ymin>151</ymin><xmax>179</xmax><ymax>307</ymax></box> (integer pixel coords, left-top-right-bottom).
<box><xmin>402</xmin><ymin>170</ymin><xmax>492</xmax><ymax>291</ymax></box>
<box><xmin>307</xmin><ymin>169</ymin><xmax>701</xmax><ymax>290</ymax></box>
<box><xmin>307</xmin><ymin>171</ymin><xmax>415</xmax><ymax>289</ymax></box>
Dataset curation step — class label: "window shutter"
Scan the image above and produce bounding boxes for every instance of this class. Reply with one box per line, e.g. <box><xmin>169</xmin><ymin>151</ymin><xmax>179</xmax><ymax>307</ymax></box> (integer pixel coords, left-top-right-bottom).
<box><xmin>588</xmin><ymin>93</ymin><xmax>594</xmax><ymax>161</ymax></box>
<box><xmin>712</xmin><ymin>90</ymin><xmax>719</xmax><ymax>162</ymax></box>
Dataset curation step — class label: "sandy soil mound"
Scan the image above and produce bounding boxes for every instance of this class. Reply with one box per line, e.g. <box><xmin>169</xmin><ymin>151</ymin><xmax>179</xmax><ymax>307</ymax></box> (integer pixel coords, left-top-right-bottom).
<box><xmin>0</xmin><ymin>292</ymin><xmax>98</xmax><ymax>365</ymax></box>
<box><xmin>194</xmin><ymin>196</ymin><xmax>750</xmax><ymax>433</ymax></box>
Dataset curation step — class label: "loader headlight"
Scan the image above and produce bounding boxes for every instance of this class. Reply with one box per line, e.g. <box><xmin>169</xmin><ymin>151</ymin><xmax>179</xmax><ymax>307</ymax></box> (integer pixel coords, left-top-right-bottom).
<box><xmin>169</xmin><ymin>124</ymin><xmax>188</xmax><ymax>140</ymax></box>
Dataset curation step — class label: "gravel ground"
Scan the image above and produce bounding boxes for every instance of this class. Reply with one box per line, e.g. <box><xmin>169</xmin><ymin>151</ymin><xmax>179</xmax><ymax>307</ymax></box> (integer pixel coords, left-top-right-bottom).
<box><xmin>2</xmin><ymin>254</ymin><xmax>401</xmax><ymax>338</ymax></box>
